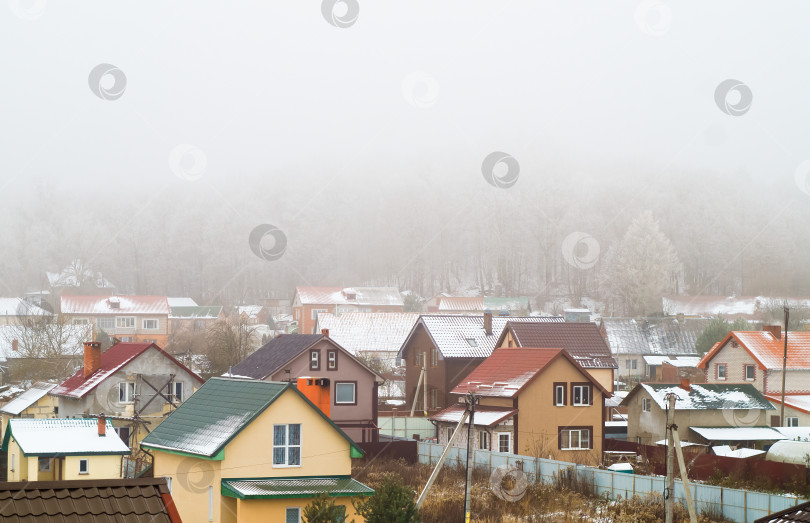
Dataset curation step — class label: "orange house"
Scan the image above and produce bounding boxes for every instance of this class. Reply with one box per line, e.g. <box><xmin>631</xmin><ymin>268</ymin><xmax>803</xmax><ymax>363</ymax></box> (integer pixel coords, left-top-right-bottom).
<box><xmin>60</xmin><ymin>295</ymin><xmax>170</xmax><ymax>347</ymax></box>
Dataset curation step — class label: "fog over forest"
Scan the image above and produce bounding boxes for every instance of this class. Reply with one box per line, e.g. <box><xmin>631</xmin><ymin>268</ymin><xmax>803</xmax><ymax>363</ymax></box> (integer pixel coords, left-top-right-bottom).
<box><xmin>3</xmin><ymin>1</ymin><xmax>810</xmax><ymax>315</ymax></box>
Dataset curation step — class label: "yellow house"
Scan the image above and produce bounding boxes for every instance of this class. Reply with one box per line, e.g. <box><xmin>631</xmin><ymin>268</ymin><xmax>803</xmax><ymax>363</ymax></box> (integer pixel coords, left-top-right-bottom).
<box><xmin>0</xmin><ymin>382</ymin><xmax>58</xmax><ymax>439</ymax></box>
<box><xmin>141</xmin><ymin>377</ymin><xmax>373</xmax><ymax>523</ymax></box>
<box><xmin>2</xmin><ymin>417</ymin><xmax>130</xmax><ymax>481</ymax></box>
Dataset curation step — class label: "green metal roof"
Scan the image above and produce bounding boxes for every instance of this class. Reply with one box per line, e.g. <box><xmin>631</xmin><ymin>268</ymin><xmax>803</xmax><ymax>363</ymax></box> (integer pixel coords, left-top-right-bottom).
<box><xmin>169</xmin><ymin>306</ymin><xmax>223</xmax><ymax>319</ymax></box>
<box><xmin>140</xmin><ymin>378</ymin><xmax>364</xmax><ymax>459</ymax></box>
<box><xmin>221</xmin><ymin>476</ymin><xmax>374</xmax><ymax>499</ymax></box>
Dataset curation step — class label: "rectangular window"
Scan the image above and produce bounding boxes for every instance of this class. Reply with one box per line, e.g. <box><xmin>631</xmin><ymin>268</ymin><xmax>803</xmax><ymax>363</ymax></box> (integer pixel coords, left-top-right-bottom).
<box><xmin>38</xmin><ymin>457</ymin><xmax>51</xmax><ymax>472</ymax></box>
<box><xmin>286</xmin><ymin>507</ymin><xmax>301</xmax><ymax>523</ymax></box>
<box><xmin>143</xmin><ymin>319</ymin><xmax>159</xmax><ymax>329</ymax></box>
<box><xmin>642</xmin><ymin>398</ymin><xmax>652</xmax><ymax>412</ymax></box>
<box><xmin>116</xmin><ymin>317</ymin><xmax>135</xmax><ymax>328</ymax></box>
<box><xmin>745</xmin><ymin>365</ymin><xmax>755</xmax><ymax>381</ymax></box>
<box><xmin>120</xmin><ymin>336</ymin><xmax>133</xmax><ymax>342</ymax></box>
<box><xmin>72</xmin><ymin>318</ymin><xmax>89</xmax><ymax>325</ymax></box>
<box><xmin>119</xmin><ymin>382</ymin><xmax>136</xmax><ymax>403</ymax></box>
<box><xmin>625</xmin><ymin>360</ymin><xmax>631</xmax><ymax>369</ymax></box>
<box><xmin>429</xmin><ymin>388</ymin><xmax>438</xmax><ymax>409</ymax></box>
<box><xmin>327</xmin><ymin>350</ymin><xmax>337</xmax><ymax>370</ymax></box>
<box><xmin>572</xmin><ymin>385</ymin><xmax>591</xmax><ymax>406</ymax></box>
<box><xmin>560</xmin><ymin>428</ymin><xmax>591</xmax><ymax>450</ymax></box>
<box><xmin>554</xmin><ymin>383</ymin><xmax>566</xmax><ymax>406</ymax></box>
<box><xmin>631</xmin><ymin>359</ymin><xmax>637</xmax><ymax>370</ymax></box>
<box><xmin>497</xmin><ymin>432</ymin><xmax>511</xmax><ymax>453</ymax></box>
<box><xmin>97</xmin><ymin>317</ymin><xmax>115</xmax><ymax>330</ymax></box>
<box><xmin>787</xmin><ymin>417</ymin><xmax>799</xmax><ymax>427</ymax></box>
<box><xmin>717</xmin><ymin>364</ymin><xmax>727</xmax><ymax>380</ymax></box>
<box><xmin>114</xmin><ymin>426</ymin><xmax>131</xmax><ymax>446</ymax></box>
<box><xmin>10</xmin><ymin>453</ymin><xmax>14</xmax><ymax>471</ymax></box>
<box><xmin>431</xmin><ymin>348</ymin><xmax>438</xmax><ymax>367</ymax></box>
<box><xmin>273</xmin><ymin>424</ymin><xmax>302</xmax><ymax>467</ymax></box>
<box><xmin>335</xmin><ymin>382</ymin><xmax>356</xmax><ymax>405</ymax></box>
<box><xmin>167</xmin><ymin>382</ymin><xmax>183</xmax><ymax>402</ymax></box>
<box><xmin>79</xmin><ymin>459</ymin><xmax>89</xmax><ymax>474</ymax></box>
<box><xmin>447</xmin><ymin>427</ymin><xmax>453</xmax><ymax>443</ymax></box>
<box><xmin>479</xmin><ymin>431</ymin><xmax>489</xmax><ymax>450</ymax></box>
<box><xmin>310</xmin><ymin>350</ymin><xmax>320</xmax><ymax>370</ymax></box>
<box><xmin>311</xmin><ymin>308</ymin><xmax>328</xmax><ymax>320</ymax></box>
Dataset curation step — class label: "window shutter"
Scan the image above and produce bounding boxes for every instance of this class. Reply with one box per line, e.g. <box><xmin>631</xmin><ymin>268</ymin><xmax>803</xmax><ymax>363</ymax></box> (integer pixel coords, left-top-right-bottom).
<box><xmin>589</xmin><ymin>385</ymin><xmax>593</xmax><ymax>405</ymax></box>
<box><xmin>557</xmin><ymin>428</ymin><xmax>562</xmax><ymax>450</ymax></box>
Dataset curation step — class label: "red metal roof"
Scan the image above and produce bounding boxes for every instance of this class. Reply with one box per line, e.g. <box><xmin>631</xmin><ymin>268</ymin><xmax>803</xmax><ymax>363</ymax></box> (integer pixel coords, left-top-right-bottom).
<box><xmin>60</xmin><ymin>295</ymin><xmax>169</xmax><ymax>315</ymax></box>
<box><xmin>698</xmin><ymin>331</ymin><xmax>810</xmax><ymax>370</ymax></box>
<box><xmin>451</xmin><ymin>348</ymin><xmax>607</xmax><ymax>398</ymax></box>
<box><xmin>51</xmin><ymin>343</ymin><xmax>202</xmax><ymax>398</ymax></box>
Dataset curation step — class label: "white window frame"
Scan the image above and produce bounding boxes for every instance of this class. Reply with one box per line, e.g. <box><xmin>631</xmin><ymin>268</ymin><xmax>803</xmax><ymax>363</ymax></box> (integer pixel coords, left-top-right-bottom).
<box><xmin>116</xmin><ymin>316</ymin><xmax>135</xmax><ymax>329</ymax></box>
<box><xmin>169</xmin><ymin>381</ymin><xmax>184</xmax><ymax>402</ymax></box>
<box><xmin>335</xmin><ymin>382</ymin><xmax>356</xmax><ymax>404</ymax></box>
<box><xmin>142</xmin><ymin>318</ymin><xmax>159</xmax><ymax>330</ymax></box>
<box><xmin>327</xmin><ymin>350</ymin><xmax>337</xmax><ymax>370</ymax></box>
<box><xmin>273</xmin><ymin>424</ymin><xmax>302</xmax><ymax>468</ymax></box>
<box><xmin>115</xmin><ymin>426</ymin><xmax>131</xmax><ymax>446</ymax></box>
<box><xmin>717</xmin><ymin>364</ymin><xmax>727</xmax><ymax>380</ymax></box>
<box><xmin>479</xmin><ymin>431</ymin><xmax>489</xmax><ymax>450</ymax></box>
<box><xmin>554</xmin><ymin>385</ymin><xmax>566</xmax><ymax>406</ymax></box>
<box><xmin>310</xmin><ymin>350</ymin><xmax>320</xmax><ymax>370</ymax></box>
<box><xmin>496</xmin><ymin>432</ymin><xmax>512</xmax><ymax>453</ymax></box>
<box><xmin>642</xmin><ymin>398</ymin><xmax>652</xmax><ymax>412</ymax></box>
<box><xmin>119</xmin><ymin>382</ymin><xmax>136</xmax><ymax>404</ymax></box>
<box><xmin>787</xmin><ymin>417</ymin><xmax>800</xmax><ymax>427</ymax></box>
<box><xmin>745</xmin><ymin>364</ymin><xmax>755</xmax><ymax>381</ymax></box>
<box><xmin>285</xmin><ymin>507</ymin><xmax>302</xmax><ymax>523</ymax></box>
<box><xmin>72</xmin><ymin>318</ymin><xmax>90</xmax><ymax>325</ymax></box>
<box><xmin>573</xmin><ymin>385</ymin><xmax>591</xmax><ymax>406</ymax></box>
<box><xmin>561</xmin><ymin>428</ymin><xmax>591</xmax><ymax>450</ymax></box>
<box><xmin>10</xmin><ymin>453</ymin><xmax>15</xmax><ymax>472</ymax></box>
<box><xmin>79</xmin><ymin>459</ymin><xmax>89</xmax><ymax>474</ymax></box>
<box><xmin>97</xmin><ymin>317</ymin><xmax>115</xmax><ymax>330</ymax></box>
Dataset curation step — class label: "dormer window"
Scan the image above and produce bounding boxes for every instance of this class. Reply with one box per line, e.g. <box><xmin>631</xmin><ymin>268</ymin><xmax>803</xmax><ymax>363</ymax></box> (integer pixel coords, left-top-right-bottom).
<box><xmin>310</xmin><ymin>350</ymin><xmax>320</xmax><ymax>370</ymax></box>
<box><xmin>465</xmin><ymin>338</ymin><xmax>477</xmax><ymax>347</ymax></box>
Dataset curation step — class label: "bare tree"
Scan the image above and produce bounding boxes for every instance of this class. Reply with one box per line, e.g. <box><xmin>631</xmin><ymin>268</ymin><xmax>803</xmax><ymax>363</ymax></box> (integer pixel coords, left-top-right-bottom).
<box><xmin>204</xmin><ymin>316</ymin><xmax>258</xmax><ymax>377</ymax></box>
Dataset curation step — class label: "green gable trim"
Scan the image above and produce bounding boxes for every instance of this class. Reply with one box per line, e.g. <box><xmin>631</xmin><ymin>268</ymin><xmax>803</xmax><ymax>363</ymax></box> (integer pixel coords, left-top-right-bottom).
<box><xmin>1</xmin><ymin>424</ymin><xmax>129</xmax><ymax>457</ymax></box>
<box><xmin>220</xmin><ymin>476</ymin><xmax>374</xmax><ymax>500</ymax></box>
<box><xmin>141</xmin><ymin>444</ymin><xmax>225</xmax><ymax>461</ymax></box>
<box><xmin>350</xmin><ymin>446</ymin><xmax>364</xmax><ymax>459</ymax></box>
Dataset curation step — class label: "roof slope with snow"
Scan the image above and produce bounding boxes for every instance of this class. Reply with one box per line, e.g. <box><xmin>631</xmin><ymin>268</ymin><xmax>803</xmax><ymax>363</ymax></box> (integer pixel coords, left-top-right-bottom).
<box><xmin>0</xmin><ymin>383</ymin><xmax>56</xmax><ymax>416</ymax></box>
<box><xmin>1</xmin><ymin>418</ymin><xmax>129</xmax><ymax>456</ymax></box>
<box><xmin>315</xmin><ymin>312</ymin><xmax>419</xmax><ymax>355</ymax></box>
<box><xmin>0</xmin><ymin>298</ymin><xmax>52</xmax><ymax>317</ymax></box>
<box><xmin>61</xmin><ymin>295</ymin><xmax>169</xmax><ymax>315</ymax></box>
<box><xmin>294</xmin><ymin>286</ymin><xmax>404</xmax><ymax>307</ymax></box>
<box><xmin>503</xmin><ymin>321</ymin><xmax>618</xmax><ymax>369</ymax></box>
<box><xmin>625</xmin><ymin>383</ymin><xmax>774</xmax><ymax>411</ymax></box>
<box><xmin>699</xmin><ymin>330</ymin><xmax>810</xmax><ymax>370</ymax></box>
<box><xmin>600</xmin><ymin>317</ymin><xmax>708</xmax><ymax>356</ymax></box>
<box><xmin>429</xmin><ymin>404</ymin><xmax>517</xmax><ymax>427</ymax></box>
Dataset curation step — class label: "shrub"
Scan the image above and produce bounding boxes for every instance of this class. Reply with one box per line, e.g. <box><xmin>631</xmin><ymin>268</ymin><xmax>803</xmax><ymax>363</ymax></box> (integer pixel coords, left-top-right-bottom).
<box><xmin>353</xmin><ymin>474</ymin><xmax>421</xmax><ymax>523</ymax></box>
<box><xmin>303</xmin><ymin>493</ymin><xmax>348</xmax><ymax>523</ymax></box>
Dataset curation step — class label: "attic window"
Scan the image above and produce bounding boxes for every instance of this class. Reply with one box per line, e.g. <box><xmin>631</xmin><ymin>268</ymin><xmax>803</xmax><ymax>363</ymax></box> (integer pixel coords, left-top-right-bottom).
<box><xmin>465</xmin><ymin>338</ymin><xmax>478</xmax><ymax>347</ymax></box>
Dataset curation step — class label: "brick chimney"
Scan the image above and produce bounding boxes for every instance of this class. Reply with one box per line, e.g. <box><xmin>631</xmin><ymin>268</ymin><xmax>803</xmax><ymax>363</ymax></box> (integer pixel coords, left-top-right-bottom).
<box><xmin>680</xmin><ymin>379</ymin><xmax>691</xmax><ymax>391</ymax></box>
<box><xmin>98</xmin><ymin>414</ymin><xmax>106</xmax><ymax>437</ymax></box>
<box><xmin>321</xmin><ymin>328</ymin><xmax>329</xmax><ymax>338</ymax></box>
<box><xmin>763</xmin><ymin>325</ymin><xmax>782</xmax><ymax>340</ymax></box>
<box><xmin>83</xmin><ymin>341</ymin><xmax>102</xmax><ymax>378</ymax></box>
<box><xmin>484</xmin><ymin>310</ymin><xmax>493</xmax><ymax>335</ymax></box>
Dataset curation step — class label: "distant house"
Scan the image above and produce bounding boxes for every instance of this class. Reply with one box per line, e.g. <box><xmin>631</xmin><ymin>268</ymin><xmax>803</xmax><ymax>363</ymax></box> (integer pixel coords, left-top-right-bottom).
<box><xmin>168</xmin><ymin>305</ymin><xmax>223</xmax><ymax>337</ymax></box>
<box><xmin>46</xmin><ymin>259</ymin><xmax>118</xmax><ymax>297</ymax></box>
<box><xmin>60</xmin><ymin>295</ymin><xmax>170</xmax><ymax>346</ymax></box>
<box><xmin>292</xmin><ymin>286</ymin><xmax>404</xmax><ymax>334</ymax></box>
<box><xmin>0</xmin><ymin>382</ymin><xmax>57</xmax><ymax>438</ymax></box>
<box><xmin>0</xmin><ymin>297</ymin><xmax>52</xmax><ymax>325</ymax></box>
<box><xmin>429</xmin><ymin>296</ymin><xmax>532</xmax><ymax>315</ymax></box>
<box><xmin>314</xmin><ymin>312</ymin><xmax>420</xmax><ymax>366</ymax></box>
<box><xmin>235</xmin><ymin>305</ymin><xmax>269</xmax><ymax>325</ymax></box>
<box><xmin>643</xmin><ymin>355</ymin><xmax>703</xmax><ymax>383</ymax></box>
<box><xmin>228</xmin><ymin>333</ymin><xmax>384</xmax><ymax>442</ymax></box>
<box><xmin>397</xmin><ymin>313</ymin><xmax>564</xmax><ymax>414</ymax></box>
<box><xmin>141</xmin><ymin>377</ymin><xmax>373</xmax><ymax>523</ymax></box>
<box><xmin>763</xmin><ymin>394</ymin><xmax>810</xmax><ymax>427</ymax></box>
<box><xmin>50</xmin><ymin>342</ymin><xmax>203</xmax><ymax>451</ymax></box>
<box><xmin>620</xmin><ymin>381</ymin><xmax>775</xmax><ymax>445</ymax></box>
<box><xmin>437</xmin><ymin>297</ymin><xmax>484</xmax><ymax>314</ymax></box>
<box><xmin>0</xmin><ymin>477</ymin><xmax>182</xmax><ymax>523</ymax></box>
<box><xmin>697</xmin><ymin>326</ymin><xmax>810</xmax><ymax>426</ymax></box>
<box><xmin>497</xmin><ymin>321</ymin><xmax>617</xmax><ymax>393</ymax></box>
<box><xmin>430</xmin><ymin>348</ymin><xmax>608</xmax><ymax>465</ymax></box>
<box><xmin>662</xmin><ymin>295</ymin><xmax>810</xmax><ymax>322</ymax></box>
<box><xmin>2</xmin><ymin>417</ymin><xmax>130</xmax><ymax>481</ymax></box>
<box><xmin>600</xmin><ymin>317</ymin><xmax>709</xmax><ymax>381</ymax></box>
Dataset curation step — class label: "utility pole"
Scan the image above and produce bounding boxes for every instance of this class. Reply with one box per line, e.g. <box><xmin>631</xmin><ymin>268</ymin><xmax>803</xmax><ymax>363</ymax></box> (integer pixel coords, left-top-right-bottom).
<box><xmin>781</xmin><ymin>305</ymin><xmax>789</xmax><ymax>427</ymax></box>
<box><xmin>665</xmin><ymin>393</ymin><xmax>676</xmax><ymax>523</ymax></box>
<box><xmin>464</xmin><ymin>392</ymin><xmax>477</xmax><ymax>523</ymax></box>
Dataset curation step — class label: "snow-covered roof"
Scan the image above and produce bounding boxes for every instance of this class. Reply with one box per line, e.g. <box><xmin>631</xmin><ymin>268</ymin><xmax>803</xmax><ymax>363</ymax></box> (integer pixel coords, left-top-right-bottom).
<box><xmin>3</xmin><ymin>418</ymin><xmax>129</xmax><ymax>456</ymax></box>
<box><xmin>764</xmin><ymin>394</ymin><xmax>810</xmax><ymax>416</ymax></box>
<box><xmin>429</xmin><ymin>404</ymin><xmax>517</xmax><ymax>427</ymax></box>
<box><xmin>643</xmin><ymin>355</ymin><xmax>701</xmax><ymax>367</ymax></box>
<box><xmin>628</xmin><ymin>383</ymin><xmax>774</xmax><ymax>411</ymax></box>
<box><xmin>654</xmin><ymin>439</ymin><xmax>706</xmax><ymax>447</ymax></box>
<box><xmin>60</xmin><ymin>295</ymin><xmax>169</xmax><ymax>315</ymax></box>
<box><xmin>773</xmin><ymin>426</ymin><xmax>810</xmax><ymax>441</ymax></box>
<box><xmin>712</xmin><ymin>445</ymin><xmax>765</xmax><ymax>458</ymax></box>
<box><xmin>600</xmin><ymin>317</ymin><xmax>708</xmax><ymax>356</ymax></box>
<box><xmin>236</xmin><ymin>305</ymin><xmax>264</xmax><ymax>318</ymax></box>
<box><xmin>663</xmin><ymin>295</ymin><xmax>810</xmax><ymax>320</ymax></box>
<box><xmin>295</xmin><ymin>286</ymin><xmax>404</xmax><ymax>307</ymax></box>
<box><xmin>689</xmin><ymin>426</ymin><xmax>786</xmax><ymax>441</ymax></box>
<box><xmin>167</xmin><ymin>297</ymin><xmax>198</xmax><ymax>307</ymax></box>
<box><xmin>0</xmin><ymin>298</ymin><xmax>52</xmax><ymax>317</ymax></box>
<box><xmin>700</xmin><ymin>330</ymin><xmax>810</xmax><ymax>370</ymax></box>
<box><xmin>315</xmin><ymin>312</ymin><xmax>420</xmax><ymax>355</ymax></box>
<box><xmin>0</xmin><ymin>324</ymin><xmax>92</xmax><ymax>362</ymax></box>
<box><xmin>765</xmin><ymin>440</ymin><xmax>810</xmax><ymax>464</ymax></box>
<box><xmin>0</xmin><ymin>383</ymin><xmax>55</xmax><ymax>415</ymax></box>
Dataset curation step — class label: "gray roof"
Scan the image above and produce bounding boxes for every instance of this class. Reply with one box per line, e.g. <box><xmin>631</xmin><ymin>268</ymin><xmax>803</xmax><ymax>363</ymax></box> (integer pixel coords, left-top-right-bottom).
<box><xmin>0</xmin><ymin>383</ymin><xmax>55</xmax><ymax>416</ymax></box>
<box><xmin>622</xmin><ymin>383</ymin><xmax>775</xmax><ymax>411</ymax></box>
<box><xmin>314</xmin><ymin>312</ymin><xmax>420</xmax><ymax>355</ymax></box>
<box><xmin>399</xmin><ymin>314</ymin><xmax>564</xmax><ymax>359</ymax></box>
<box><xmin>600</xmin><ymin>317</ymin><xmax>710</xmax><ymax>356</ymax></box>
<box><xmin>229</xmin><ymin>334</ymin><xmax>324</xmax><ymax>379</ymax></box>
<box><xmin>168</xmin><ymin>305</ymin><xmax>223</xmax><ymax>319</ymax></box>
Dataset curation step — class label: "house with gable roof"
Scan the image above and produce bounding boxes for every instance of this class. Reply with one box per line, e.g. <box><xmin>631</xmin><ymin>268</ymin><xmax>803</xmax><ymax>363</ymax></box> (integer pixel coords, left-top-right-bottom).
<box><xmin>3</xmin><ymin>417</ymin><xmax>130</xmax><ymax>481</ymax></box>
<box><xmin>430</xmin><ymin>348</ymin><xmax>608</xmax><ymax>465</ymax></box>
<box><xmin>141</xmin><ymin>377</ymin><xmax>373</xmax><ymax>523</ymax></box>
<box><xmin>60</xmin><ymin>295</ymin><xmax>170</xmax><ymax>346</ymax></box>
<box><xmin>228</xmin><ymin>332</ymin><xmax>383</xmax><ymax>442</ymax></box>
<box><xmin>292</xmin><ymin>286</ymin><xmax>404</xmax><ymax>334</ymax></box>
<box><xmin>50</xmin><ymin>342</ymin><xmax>203</xmax><ymax>451</ymax></box>
<box><xmin>398</xmin><ymin>313</ymin><xmax>565</xmax><ymax>414</ymax></box>
<box><xmin>314</xmin><ymin>312</ymin><xmax>420</xmax><ymax>365</ymax></box>
<box><xmin>0</xmin><ymin>382</ymin><xmax>57</xmax><ymax>439</ymax></box>
<box><xmin>496</xmin><ymin>320</ymin><xmax>618</xmax><ymax>393</ymax></box>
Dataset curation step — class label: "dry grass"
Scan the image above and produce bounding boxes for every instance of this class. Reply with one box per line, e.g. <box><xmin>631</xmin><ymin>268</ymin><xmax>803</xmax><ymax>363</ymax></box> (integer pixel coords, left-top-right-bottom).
<box><xmin>353</xmin><ymin>458</ymin><xmax>731</xmax><ymax>522</ymax></box>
